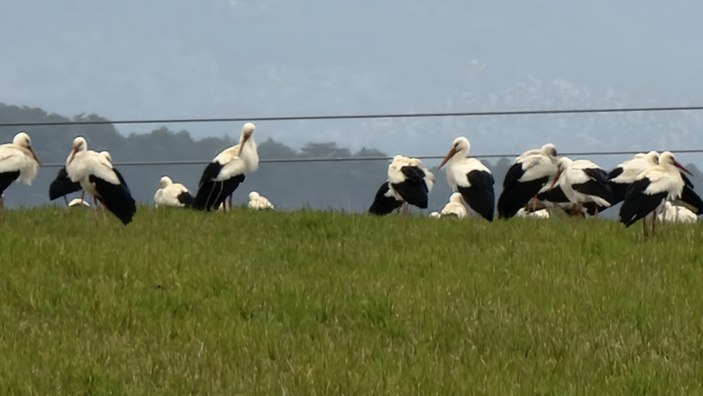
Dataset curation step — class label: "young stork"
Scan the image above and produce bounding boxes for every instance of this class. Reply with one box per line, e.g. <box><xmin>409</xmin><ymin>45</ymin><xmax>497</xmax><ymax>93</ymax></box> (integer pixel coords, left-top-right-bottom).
<box><xmin>438</xmin><ymin>137</ymin><xmax>495</xmax><ymax>221</ymax></box>
<box><xmin>65</xmin><ymin>137</ymin><xmax>136</xmax><ymax>225</ymax></box>
<box><xmin>546</xmin><ymin>157</ymin><xmax>614</xmax><ymax>216</ymax></box>
<box><xmin>440</xmin><ymin>192</ymin><xmax>468</xmax><ymax>218</ymax></box>
<box><xmin>368</xmin><ymin>155</ymin><xmax>434</xmax><ymax>216</ymax></box>
<box><xmin>248</xmin><ymin>191</ymin><xmax>274</xmax><ymax>210</ymax></box>
<box><xmin>497</xmin><ymin>143</ymin><xmax>558</xmax><ymax>218</ymax></box>
<box><xmin>193</xmin><ymin>122</ymin><xmax>259</xmax><ymax>211</ymax></box>
<box><xmin>154</xmin><ymin>176</ymin><xmax>193</xmax><ymax>208</ymax></box>
<box><xmin>620</xmin><ymin>151</ymin><xmax>691</xmax><ymax>236</ymax></box>
<box><xmin>608</xmin><ymin>151</ymin><xmax>659</xmax><ymax>204</ymax></box>
<box><xmin>657</xmin><ymin>201</ymin><xmax>697</xmax><ymax>224</ymax></box>
<box><xmin>0</xmin><ymin>132</ymin><xmax>40</xmax><ymax>209</ymax></box>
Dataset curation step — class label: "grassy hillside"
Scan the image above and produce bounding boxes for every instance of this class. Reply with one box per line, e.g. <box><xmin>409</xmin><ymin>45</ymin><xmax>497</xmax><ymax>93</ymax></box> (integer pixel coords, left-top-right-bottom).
<box><xmin>0</xmin><ymin>208</ymin><xmax>702</xmax><ymax>394</ymax></box>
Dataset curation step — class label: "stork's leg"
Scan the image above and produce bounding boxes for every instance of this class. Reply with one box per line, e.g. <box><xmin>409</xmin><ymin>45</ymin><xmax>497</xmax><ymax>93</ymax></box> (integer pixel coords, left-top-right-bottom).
<box><xmin>402</xmin><ymin>202</ymin><xmax>409</xmax><ymax>218</ymax></box>
<box><xmin>642</xmin><ymin>215</ymin><xmax>649</xmax><ymax>238</ymax></box>
<box><xmin>652</xmin><ymin>211</ymin><xmax>657</xmax><ymax>237</ymax></box>
<box><xmin>63</xmin><ymin>195</ymin><xmax>69</xmax><ymax>206</ymax></box>
<box><xmin>227</xmin><ymin>194</ymin><xmax>233</xmax><ymax>211</ymax></box>
<box><xmin>0</xmin><ymin>195</ymin><xmax>4</xmax><ymax>210</ymax></box>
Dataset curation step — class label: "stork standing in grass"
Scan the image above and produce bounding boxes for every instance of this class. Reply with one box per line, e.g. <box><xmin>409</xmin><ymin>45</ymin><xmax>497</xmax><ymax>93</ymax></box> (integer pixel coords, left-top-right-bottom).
<box><xmin>497</xmin><ymin>143</ymin><xmax>558</xmax><ymax>219</ymax></box>
<box><xmin>438</xmin><ymin>137</ymin><xmax>495</xmax><ymax>221</ymax></box>
<box><xmin>368</xmin><ymin>155</ymin><xmax>434</xmax><ymax>216</ymax></box>
<box><xmin>539</xmin><ymin>157</ymin><xmax>613</xmax><ymax>216</ymax></box>
<box><xmin>193</xmin><ymin>123</ymin><xmax>259</xmax><ymax>212</ymax></box>
<box><xmin>65</xmin><ymin>136</ymin><xmax>136</xmax><ymax>225</ymax></box>
<box><xmin>620</xmin><ymin>151</ymin><xmax>692</xmax><ymax>236</ymax></box>
<box><xmin>608</xmin><ymin>151</ymin><xmax>659</xmax><ymax>205</ymax></box>
<box><xmin>0</xmin><ymin>132</ymin><xmax>40</xmax><ymax>209</ymax></box>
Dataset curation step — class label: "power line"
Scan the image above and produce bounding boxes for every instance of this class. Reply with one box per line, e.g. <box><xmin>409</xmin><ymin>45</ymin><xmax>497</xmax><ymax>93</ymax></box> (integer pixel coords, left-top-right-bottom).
<box><xmin>39</xmin><ymin>148</ymin><xmax>703</xmax><ymax>169</ymax></box>
<box><xmin>3</xmin><ymin>105</ymin><xmax>703</xmax><ymax>128</ymax></box>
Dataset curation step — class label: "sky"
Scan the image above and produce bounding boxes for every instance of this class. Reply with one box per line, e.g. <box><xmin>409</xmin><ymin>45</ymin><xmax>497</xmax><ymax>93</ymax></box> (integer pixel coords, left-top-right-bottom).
<box><xmin>2</xmin><ymin>0</ymin><xmax>703</xmax><ymax>160</ymax></box>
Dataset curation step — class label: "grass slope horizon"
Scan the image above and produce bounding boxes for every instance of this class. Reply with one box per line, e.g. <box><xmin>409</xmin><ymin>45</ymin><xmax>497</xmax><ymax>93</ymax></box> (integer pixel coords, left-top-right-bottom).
<box><xmin>0</xmin><ymin>207</ymin><xmax>702</xmax><ymax>394</ymax></box>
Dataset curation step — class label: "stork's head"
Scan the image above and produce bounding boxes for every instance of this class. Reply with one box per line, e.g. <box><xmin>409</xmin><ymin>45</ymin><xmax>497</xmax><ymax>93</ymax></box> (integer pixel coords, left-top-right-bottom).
<box><xmin>249</xmin><ymin>191</ymin><xmax>260</xmax><ymax>200</ymax></box>
<box><xmin>159</xmin><ymin>176</ymin><xmax>173</xmax><ymax>188</ymax></box>
<box><xmin>439</xmin><ymin>136</ymin><xmax>470</xmax><ymax>168</ymax></box>
<box><xmin>541</xmin><ymin>143</ymin><xmax>558</xmax><ymax>158</ymax></box>
<box><xmin>644</xmin><ymin>151</ymin><xmax>659</xmax><ymax>166</ymax></box>
<box><xmin>68</xmin><ymin>136</ymin><xmax>88</xmax><ymax>165</ymax></box>
<box><xmin>13</xmin><ymin>131</ymin><xmax>40</xmax><ymax>164</ymax></box>
<box><xmin>551</xmin><ymin>157</ymin><xmax>573</xmax><ymax>187</ymax></box>
<box><xmin>659</xmin><ymin>151</ymin><xmax>691</xmax><ymax>175</ymax></box>
<box><xmin>238</xmin><ymin>122</ymin><xmax>256</xmax><ymax>155</ymax></box>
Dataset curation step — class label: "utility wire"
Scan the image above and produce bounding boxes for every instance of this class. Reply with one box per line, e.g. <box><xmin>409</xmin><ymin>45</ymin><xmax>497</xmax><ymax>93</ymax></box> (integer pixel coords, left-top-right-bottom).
<box><xmin>39</xmin><ymin>148</ymin><xmax>703</xmax><ymax>168</ymax></box>
<box><xmin>3</xmin><ymin>105</ymin><xmax>703</xmax><ymax>127</ymax></box>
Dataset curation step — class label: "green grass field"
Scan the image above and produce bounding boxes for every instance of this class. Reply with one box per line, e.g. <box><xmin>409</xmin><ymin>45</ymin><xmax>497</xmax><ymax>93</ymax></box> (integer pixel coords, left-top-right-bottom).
<box><xmin>0</xmin><ymin>207</ymin><xmax>702</xmax><ymax>394</ymax></box>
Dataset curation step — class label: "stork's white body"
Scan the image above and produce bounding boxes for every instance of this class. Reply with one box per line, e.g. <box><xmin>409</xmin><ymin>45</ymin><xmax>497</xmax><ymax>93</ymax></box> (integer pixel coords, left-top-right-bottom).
<box><xmin>657</xmin><ymin>201</ymin><xmax>697</xmax><ymax>224</ymax></box>
<box><xmin>0</xmin><ymin>132</ymin><xmax>40</xmax><ymax>185</ymax></box>
<box><xmin>155</xmin><ymin>176</ymin><xmax>192</xmax><ymax>208</ymax></box>
<box><xmin>554</xmin><ymin>158</ymin><xmax>611</xmax><ymax>207</ymax></box>
<box><xmin>248</xmin><ymin>191</ymin><xmax>274</xmax><ymax>210</ymax></box>
<box><xmin>440</xmin><ymin>193</ymin><xmax>468</xmax><ymax>218</ymax></box>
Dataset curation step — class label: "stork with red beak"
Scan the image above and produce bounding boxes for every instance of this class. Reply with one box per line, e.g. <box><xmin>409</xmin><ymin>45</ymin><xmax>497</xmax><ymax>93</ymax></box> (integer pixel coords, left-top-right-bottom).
<box><xmin>0</xmin><ymin>131</ymin><xmax>41</xmax><ymax>209</ymax></box>
<box><xmin>439</xmin><ymin>137</ymin><xmax>495</xmax><ymax>221</ymax></box>
<box><xmin>620</xmin><ymin>151</ymin><xmax>692</xmax><ymax>236</ymax></box>
<box><xmin>65</xmin><ymin>136</ymin><xmax>136</xmax><ymax>225</ymax></box>
<box><xmin>193</xmin><ymin>122</ymin><xmax>259</xmax><ymax>211</ymax></box>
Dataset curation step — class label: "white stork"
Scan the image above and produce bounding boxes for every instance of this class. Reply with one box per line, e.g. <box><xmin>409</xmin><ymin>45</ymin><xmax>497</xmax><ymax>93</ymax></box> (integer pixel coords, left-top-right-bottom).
<box><xmin>657</xmin><ymin>201</ymin><xmax>697</xmax><ymax>224</ymax></box>
<box><xmin>438</xmin><ymin>137</ymin><xmax>495</xmax><ymax>221</ymax></box>
<box><xmin>65</xmin><ymin>136</ymin><xmax>136</xmax><ymax>225</ymax></box>
<box><xmin>368</xmin><ymin>155</ymin><xmax>434</xmax><ymax>216</ymax></box>
<box><xmin>440</xmin><ymin>192</ymin><xmax>468</xmax><ymax>218</ymax></box>
<box><xmin>0</xmin><ymin>132</ymin><xmax>40</xmax><ymax>209</ymax></box>
<box><xmin>516</xmin><ymin>207</ymin><xmax>551</xmax><ymax>219</ymax></box>
<box><xmin>50</xmin><ymin>150</ymin><xmax>114</xmax><ymax>205</ymax></box>
<box><xmin>539</xmin><ymin>157</ymin><xmax>613</xmax><ymax>216</ymax></box>
<box><xmin>620</xmin><ymin>151</ymin><xmax>691</xmax><ymax>236</ymax></box>
<box><xmin>608</xmin><ymin>151</ymin><xmax>659</xmax><ymax>204</ymax></box>
<box><xmin>497</xmin><ymin>143</ymin><xmax>558</xmax><ymax>218</ymax></box>
<box><xmin>248</xmin><ymin>191</ymin><xmax>274</xmax><ymax>210</ymax></box>
<box><xmin>193</xmin><ymin>122</ymin><xmax>259</xmax><ymax>211</ymax></box>
<box><xmin>154</xmin><ymin>176</ymin><xmax>194</xmax><ymax>208</ymax></box>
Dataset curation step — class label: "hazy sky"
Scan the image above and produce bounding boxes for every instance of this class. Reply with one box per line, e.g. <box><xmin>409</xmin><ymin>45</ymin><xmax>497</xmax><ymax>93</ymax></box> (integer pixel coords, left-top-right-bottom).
<box><xmin>2</xmin><ymin>0</ymin><xmax>703</xmax><ymax>157</ymax></box>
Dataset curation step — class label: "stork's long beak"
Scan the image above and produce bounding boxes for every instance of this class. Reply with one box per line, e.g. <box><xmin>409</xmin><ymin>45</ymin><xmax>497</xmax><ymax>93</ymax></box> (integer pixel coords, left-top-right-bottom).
<box><xmin>550</xmin><ymin>170</ymin><xmax>562</xmax><ymax>188</ymax></box>
<box><xmin>674</xmin><ymin>161</ymin><xmax>692</xmax><ymax>175</ymax></box>
<box><xmin>238</xmin><ymin>134</ymin><xmax>250</xmax><ymax>156</ymax></box>
<box><xmin>439</xmin><ymin>147</ymin><xmax>457</xmax><ymax>168</ymax></box>
<box><xmin>28</xmin><ymin>146</ymin><xmax>41</xmax><ymax>165</ymax></box>
<box><xmin>67</xmin><ymin>148</ymin><xmax>78</xmax><ymax>165</ymax></box>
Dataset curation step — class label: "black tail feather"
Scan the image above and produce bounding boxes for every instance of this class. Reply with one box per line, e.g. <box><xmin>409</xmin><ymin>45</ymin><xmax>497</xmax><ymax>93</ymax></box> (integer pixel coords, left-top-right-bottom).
<box><xmin>177</xmin><ymin>191</ymin><xmax>195</xmax><ymax>208</ymax></box>
<box><xmin>49</xmin><ymin>167</ymin><xmax>82</xmax><ymax>201</ymax></box>
<box><xmin>89</xmin><ymin>175</ymin><xmax>137</xmax><ymax>225</ymax></box>
<box><xmin>369</xmin><ymin>182</ymin><xmax>403</xmax><ymax>216</ymax></box>
<box><xmin>193</xmin><ymin>175</ymin><xmax>245</xmax><ymax>211</ymax></box>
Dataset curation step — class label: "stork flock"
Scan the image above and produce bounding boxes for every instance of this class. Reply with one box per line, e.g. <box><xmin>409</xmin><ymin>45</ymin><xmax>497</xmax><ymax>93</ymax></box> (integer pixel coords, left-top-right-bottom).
<box><xmin>369</xmin><ymin>137</ymin><xmax>703</xmax><ymax>236</ymax></box>
<box><xmin>0</xmin><ymin>122</ymin><xmax>264</xmax><ymax>225</ymax></box>
<box><xmin>0</xmin><ymin>125</ymin><xmax>700</xmax><ymax>236</ymax></box>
